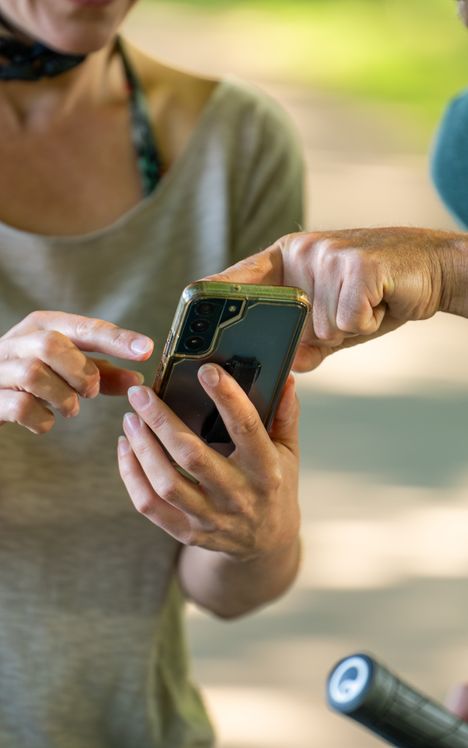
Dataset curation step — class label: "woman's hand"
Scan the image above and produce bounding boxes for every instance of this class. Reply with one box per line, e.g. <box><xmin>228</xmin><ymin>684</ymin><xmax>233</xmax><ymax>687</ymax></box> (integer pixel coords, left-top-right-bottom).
<box><xmin>0</xmin><ymin>310</ymin><xmax>153</xmax><ymax>434</ymax></box>
<box><xmin>118</xmin><ymin>365</ymin><xmax>300</xmax><ymax>558</ymax></box>
<box><xmin>118</xmin><ymin>365</ymin><xmax>301</xmax><ymax>616</ymax></box>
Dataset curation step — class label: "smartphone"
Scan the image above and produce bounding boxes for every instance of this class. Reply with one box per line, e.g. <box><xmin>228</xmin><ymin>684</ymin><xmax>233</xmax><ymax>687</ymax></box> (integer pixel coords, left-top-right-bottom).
<box><xmin>327</xmin><ymin>652</ymin><xmax>468</xmax><ymax>747</ymax></box>
<box><xmin>153</xmin><ymin>281</ymin><xmax>310</xmax><ymax>455</ymax></box>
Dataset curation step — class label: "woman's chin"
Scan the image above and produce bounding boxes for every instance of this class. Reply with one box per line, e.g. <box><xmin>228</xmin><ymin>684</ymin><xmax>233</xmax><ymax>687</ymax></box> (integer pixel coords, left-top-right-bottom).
<box><xmin>39</xmin><ymin>27</ymin><xmax>117</xmax><ymax>54</ymax></box>
<box><xmin>0</xmin><ymin>1</ymin><xmax>132</xmax><ymax>54</ymax></box>
<box><xmin>40</xmin><ymin>0</ymin><xmax>135</xmax><ymax>52</ymax></box>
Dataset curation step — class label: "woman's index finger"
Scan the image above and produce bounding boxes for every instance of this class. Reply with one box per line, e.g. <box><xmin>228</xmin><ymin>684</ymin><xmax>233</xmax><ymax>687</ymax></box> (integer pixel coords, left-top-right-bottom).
<box><xmin>4</xmin><ymin>311</ymin><xmax>154</xmax><ymax>361</ymax></box>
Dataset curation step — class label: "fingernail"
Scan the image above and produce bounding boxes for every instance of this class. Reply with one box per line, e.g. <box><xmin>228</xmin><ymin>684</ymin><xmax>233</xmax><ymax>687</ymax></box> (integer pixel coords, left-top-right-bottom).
<box><xmin>198</xmin><ymin>364</ymin><xmax>220</xmax><ymax>387</ymax></box>
<box><xmin>124</xmin><ymin>412</ymin><xmax>141</xmax><ymax>434</ymax></box>
<box><xmin>65</xmin><ymin>399</ymin><xmax>80</xmax><ymax>418</ymax></box>
<box><xmin>85</xmin><ymin>379</ymin><xmax>100</xmax><ymax>399</ymax></box>
<box><xmin>131</xmin><ymin>371</ymin><xmax>145</xmax><ymax>385</ymax></box>
<box><xmin>128</xmin><ymin>386</ymin><xmax>150</xmax><ymax>409</ymax></box>
<box><xmin>130</xmin><ymin>337</ymin><xmax>153</xmax><ymax>355</ymax></box>
<box><xmin>118</xmin><ymin>435</ymin><xmax>130</xmax><ymax>456</ymax></box>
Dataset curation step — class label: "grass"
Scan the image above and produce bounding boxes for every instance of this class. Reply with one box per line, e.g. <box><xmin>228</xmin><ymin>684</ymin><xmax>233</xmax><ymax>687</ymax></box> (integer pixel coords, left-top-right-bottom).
<box><xmin>143</xmin><ymin>0</ymin><xmax>468</xmax><ymax>139</ymax></box>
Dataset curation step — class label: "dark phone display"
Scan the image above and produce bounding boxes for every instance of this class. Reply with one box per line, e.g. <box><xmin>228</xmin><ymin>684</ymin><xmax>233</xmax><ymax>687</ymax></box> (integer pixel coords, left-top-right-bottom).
<box><xmin>158</xmin><ymin>297</ymin><xmax>307</xmax><ymax>455</ymax></box>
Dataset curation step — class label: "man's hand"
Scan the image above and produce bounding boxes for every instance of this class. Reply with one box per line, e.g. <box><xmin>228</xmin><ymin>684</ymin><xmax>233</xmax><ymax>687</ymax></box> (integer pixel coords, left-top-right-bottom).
<box><xmin>208</xmin><ymin>227</ymin><xmax>468</xmax><ymax>371</ymax></box>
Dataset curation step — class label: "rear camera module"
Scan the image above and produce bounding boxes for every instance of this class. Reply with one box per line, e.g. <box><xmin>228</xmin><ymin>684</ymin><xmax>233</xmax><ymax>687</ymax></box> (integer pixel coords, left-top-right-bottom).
<box><xmin>185</xmin><ymin>336</ymin><xmax>205</xmax><ymax>351</ymax></box>
<box><xmin>190</xmin><ymin>318</ymin><xmax>210</xmax><ymax>333</ymax></box>
<box><xmin>194</xmin><ymin>301</ymin><xmax>215</xmax><ymax>317</ymax></box>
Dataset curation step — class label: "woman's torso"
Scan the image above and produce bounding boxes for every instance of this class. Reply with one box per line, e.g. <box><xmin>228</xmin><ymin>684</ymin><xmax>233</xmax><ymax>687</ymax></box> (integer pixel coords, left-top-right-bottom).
<box><xmin>0</xmin><ymin>41</ymin><xmax>304</xmax><ymax>747</ymax></box>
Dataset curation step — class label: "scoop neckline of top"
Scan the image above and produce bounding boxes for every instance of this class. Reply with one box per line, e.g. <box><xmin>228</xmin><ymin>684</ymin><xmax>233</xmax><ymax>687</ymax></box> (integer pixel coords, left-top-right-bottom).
<box><xmin>0</xmin><ymin>77</ymin><xmax>234</xmax><ymax>246</ymax></box>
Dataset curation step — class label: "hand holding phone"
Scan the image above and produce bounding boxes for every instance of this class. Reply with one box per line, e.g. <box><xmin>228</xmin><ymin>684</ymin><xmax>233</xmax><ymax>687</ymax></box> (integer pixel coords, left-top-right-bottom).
<box><xmin>118</xmin><ymin>281</ymin><xmax>308</xmax><ymax>563</ymax></box>
<box><xmin>154</xmin><ymin>281</ymin><xmax>310</xmax><ymax>455</ymax></box>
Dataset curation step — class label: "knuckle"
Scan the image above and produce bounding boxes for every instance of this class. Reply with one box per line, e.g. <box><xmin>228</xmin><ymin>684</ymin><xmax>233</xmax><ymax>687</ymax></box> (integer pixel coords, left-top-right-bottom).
<box><xmin>157</xmin><ymin>475</ymin><xmax>180</xmax><ymax>504</ymax></box>
<box><xmin>133</xmin><ymin>495</ymin><xmax>154</xmax><ymax>516</ymax></box>
<box><xmin>315</xmin><ymin>237</ymin><xmax>338</xmax><ymax>262</ymax></box>
<box><xmin>148</xmin><ymin>409</ymin><xmax>169</xmax><ymax>433</ymax></box>
<box><xmin>285</xmin><ymin>231</ymin><xmax>304</xmax><ymax>246</ymax></box>
<box><xmin>22</xmin><ymin>358</ymin><xmax>46</xmax><ymax>388</ymax></box>
<box><xmin>338</xmin><ymin>298</ymin><xmax>370</xmax><ymax>333</ymax></box>
<box><xmin>263</xmin><ymin>466</ymin><xmax>282</xmax><ymax>493</ymax></box>
<box><xmin>39</xmin><ymin>330</ymin><xmax>69</xmax><ymax>358</ymax></box>
<box><xmin>358</xmin><ymin>247</ymin><xmax>376</xmax><ymax>266</ymax></box>
<box><xmin>24</xmin><ymin>311</ymin><xmax>38</xmax><ymax>325</ymax></box>
<box><xmin>118</xmin><ymin>462</ymin><xmax>132</xmax><ymax>481</ymax></box>
<box><xmin>24</xmin><ymin>310</ymin><xmax>46</xmax><ymax>327</ymax></box>
<box><xmin>241</xmin><ymin>526</ymin><xmax>258</xmax><ymax>554</ymax></box>
<box><xmin>312</xmin><ymin>309</ymin><xmax>334</xmax><ymax>341</ymax></box>
<box><xmin>134</xmin><ymin>439</ymin><xmax>154</xmax><ymax>463</ymax></box>
<box><xmin>75</xmin><ymin>317</ymin><xmax>100</xmax><ymax>341</ymax></box>
<box><xmin>288</xmin><ymin>233</ymin><xmax>313</xmax><ymax>260</ymax></box>
<box><xmin>313</xmin><ymin>321</ymin><xmax>333</xmax><ymax>341</ymax></box>
<box><xmin>346</xmin><ymin>248</ymin><xmax>375</xmax><ymax>278</ymax></box>
<box><xmin>321</xmin><ymin>249</ymin><xmax>341</xmax><ymax>273</ymax></box>
<box><xmin>197</xmin><ymin>512</ymin><xmax>222</xmax><ymax>534</ymax></box>
<box><xmin>232</xmin><ymin>410</ymin><xmax>259</xmax><ymax>438</ymax></box>
<box><xmin>11</xmin><ymin>391</ymin><xmax>36</xmax><ymax>422</ymax></box>
<box><xmin>207</xmin><ymin>514</ymin><xmax>231</xmax><ymax>538</ymax></box>
<box><xmin>179</xmin><ymin>440</ymin><xmax>208</xmax><ymax>473</ymax></box>
<box><xmin>227</xmin><ymin>486</ymin><xmax>255</xmax><ymax>517</ymax></box>
<box><xmin>347</xmin><ymin>247</ymin><xmax>364</xmax><ymax>265</ymax></box>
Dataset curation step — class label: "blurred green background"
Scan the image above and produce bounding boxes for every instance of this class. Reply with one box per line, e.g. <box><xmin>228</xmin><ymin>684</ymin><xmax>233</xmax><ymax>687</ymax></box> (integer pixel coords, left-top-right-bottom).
<box><xmin>143</xmin><ymin>0</ymin><xmax>468</xmax><ymax>141</ymax></box>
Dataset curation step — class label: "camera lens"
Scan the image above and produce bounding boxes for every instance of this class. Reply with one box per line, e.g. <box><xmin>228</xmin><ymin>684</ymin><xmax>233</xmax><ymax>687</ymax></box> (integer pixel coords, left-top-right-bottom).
<box><xmin>185</xmin><ymin>336</ymin><xmax>205</xmax><ymax>351</ymax></box>
<box><xmin>195</xmin><ymin>302</ymin><xmax>214</xmax><ymax>317</ymax></box>
<box><xmin>190</xmin><ymin>318</ymin><xmax>210</xmax><ymax>333</ymax></box>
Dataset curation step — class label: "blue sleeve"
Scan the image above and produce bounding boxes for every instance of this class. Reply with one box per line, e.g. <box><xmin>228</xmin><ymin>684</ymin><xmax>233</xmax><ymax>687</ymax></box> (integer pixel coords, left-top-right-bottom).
<box><xmin>431</xmin><ymin>90</ymin><xmax>468</xmax><ymax>229</ymax></box>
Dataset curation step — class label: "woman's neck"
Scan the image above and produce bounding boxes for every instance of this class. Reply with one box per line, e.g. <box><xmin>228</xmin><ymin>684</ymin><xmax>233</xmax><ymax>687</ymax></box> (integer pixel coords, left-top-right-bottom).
<box><xmin>0</xmin><ymin>40</ymin><xmax>119</xmax><ymax>132</ymax></box>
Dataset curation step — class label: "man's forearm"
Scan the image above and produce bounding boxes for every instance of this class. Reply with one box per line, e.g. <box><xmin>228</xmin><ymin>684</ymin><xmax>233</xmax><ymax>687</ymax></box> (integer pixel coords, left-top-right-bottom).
<box><xmin>439</xmin><ymin>230</ymin><xmax>468</xmax><ymax>318</ymax></box>
<box><xmin>178</xmin><ymin>536</ymin><xmax>301</xmax><ymax>619</ymax></box>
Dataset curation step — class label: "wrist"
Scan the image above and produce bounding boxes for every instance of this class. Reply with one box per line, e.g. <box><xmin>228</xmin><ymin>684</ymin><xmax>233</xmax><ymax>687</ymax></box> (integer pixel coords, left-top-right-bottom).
<box><xmin>180</xmin><ymin>535</ymin><xmax>302</xmax><ymax>619</ymax></box>
<box><xmin>222</xmin><ymin>533</ymin><xmax>301</xmax><ymax>571</ymax></box>
<box><xmin>438</xmin><ymin>231</ymin><xmax>468</xmax><ymax>317</ymax></box>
